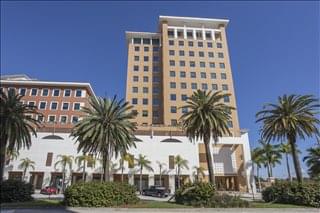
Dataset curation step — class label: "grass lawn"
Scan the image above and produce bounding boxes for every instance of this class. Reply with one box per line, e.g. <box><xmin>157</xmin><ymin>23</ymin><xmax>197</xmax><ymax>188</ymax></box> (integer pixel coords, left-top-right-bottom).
<box><xmin>1</xmin><ymin>199</ymin><xmax>63</xmax><ymax>208</ymax></box>
<box><xmin>250</xmin><ymin>201</ymin><xmax>311</xmax><ymax>208</ymax></box>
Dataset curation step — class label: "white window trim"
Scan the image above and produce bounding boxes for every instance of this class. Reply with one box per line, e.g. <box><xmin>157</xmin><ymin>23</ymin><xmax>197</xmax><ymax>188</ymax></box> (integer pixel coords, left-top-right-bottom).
<box><xmin>61</xmin><ymin>102</ymin><xmax>70</xmax><ymax>111</ymax></box>
<box><xmin>63</xmin><ymin>89</ymin><xmax>72</xmax><ymax>97</ymax></box>
<box><xmin>73</xmin><ymin>102</ymin><xmax>81</xmax><ymax>111</ymax></box>
<box><xmin>19</xmin><ymin>88</ymin><xmax>26</xmax><ymax>96</ymax></box>
<box><xmin>27</xmin><ymin>101</ymin><xmax>36</xmax><ymax>106</ymax></box>
<box><xmin>29</xmin><ymin>88</ymin><xmax>38</xmax><ymax>96</ymax></box>
<box><xmin>74</xmin><ymin>89</ymin><xmax>82</xmax><ymax>97</ymax></box>
<box><xmin>59</xmin><ymin>115</ymin><xmax>68</xmax><ymax>124</ymax></box>
<box><xmin>47</xmin><ymin>115</ymin><xmax>56</xmax><ymax>123</ymax></box>
<box><xmin>52</xmin><ymin>89</ymin><xmax>60</xmax><ymax>97</ymax></box>
<box><xmin>50</xmin><ymin>101</ymin><xmax>58</xmax><ymax>110</ymax></box>
<box><xmin>38</xmin><ymin>101</ymin><xmax>47</xmax><ymax>110</ymax></box>
<box><xmin>71</xmin><ymin>115</ymin><xmax>79</xmax><ymax>124</ymax></box>
<box><xmin>41</xmin><ymin>88</ymin><xmax>49</xmax><ymax>97</ymax></box>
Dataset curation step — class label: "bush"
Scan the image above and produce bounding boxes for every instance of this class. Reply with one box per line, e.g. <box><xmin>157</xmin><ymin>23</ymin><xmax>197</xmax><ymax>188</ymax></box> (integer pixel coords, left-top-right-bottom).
<box><xmin>175</xmin><ymin>182</ymin><xmax>249</xmax><ymax>207</ymax></box>
<box><xmin>262</xmin><ymin>181</ymin><xmax>320</xmax><ymax>207</ymax></box>
<box><xmin>64</xmin><ymin>182</ymin><xmax>139</xmax><ymax>207</ymax></box>
<box><xmin>0</xmin><ymin>179</ymin><xmax>34</xmax><ymax>203</ymax></box>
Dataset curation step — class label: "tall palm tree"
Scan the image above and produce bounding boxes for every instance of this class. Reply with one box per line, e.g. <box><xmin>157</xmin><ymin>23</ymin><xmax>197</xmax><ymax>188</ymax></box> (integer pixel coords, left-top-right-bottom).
<box><xmin>75</xmin><ymin>154</ymin><xmax>95</xmax><ymax>182</ymax></box>
<box><xmin>251</xmin><ymin>147</ymin><xmax>265</xmax><ymax>192</ymax></box>
<box><xmin>54</xmin><ymin>155</ymin><xmax>73</xmax><ymax>193</ymax></box>
<box><xmin>18</xmin><ymin>157</ymin><xmax>35</xmax><ymax>180</ymax></box>
<box><xmin>119</xmin><ymin>152</ymin><xmax>133</xmax><ymax>182</ymax></box>
<box><xmin>174</xmin><ymin>155</ymin><xmax>189</xmax><ymax>188</ymax></box>
<box><xmin>256</xmin><ymin>95</ymin><xmax>320</xmax><ymax>183</ymax></box>
<box><xmin>0</xmin><ymin>90</ymin><xmax>40</xmax><ymax>182</ymax></box>
<box><xmin>193</xmin><ymin>166</ymin><xmax>205</xmax><ymax>182</ymax></box>
<box><xmin>258</xmin><ymin>140</ymin><xmax>281</xmax><ymax>177</ymax></box>
<box><xmin>135</xmin><ymin>154</ymin><xmax>153</xmax><ymax>194</ymax></box>
<box><xmin>180</xmin><ymin>90</ymin><xmax>234</xmax><ymax>184</ymax></box>
<box><xmin>303</xmin><ymin>147</ymin><xmax>320</xmax><ymax>179</ymax></box>
<box><xmin>279</xmin><ymin>143</ymin><xmax>293</xmax><ymax>181</ymax></box>
<box><xmin>156</xmin><ymin>161</ymin><xmax>166</xmax><ymax>186</ymax></box>
<box><xmin>71</xmin><ymin>96</ymin><xmax>137</xmax><ymax>182</ymax></box>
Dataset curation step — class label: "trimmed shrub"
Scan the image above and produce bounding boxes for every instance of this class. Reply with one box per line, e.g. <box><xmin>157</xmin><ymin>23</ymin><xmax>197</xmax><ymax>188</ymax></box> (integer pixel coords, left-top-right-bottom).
<box><xmin>262</xmin><ymin>181</ymin><xmax>320</xmax><ymax>207</ymax></box>
<box><xmin>64</xmin><ymin>182</ymin><xmax>139</xmax><ymax>207</ymax></box>
<box><xmin>0</xmin><ymin>179</ymin><xmax>34</xmax><ymax>203</ymax></box>
<box><xmin>175</xmin><ymin>182</ymin><xmax>249</xmax><ymax>207</ymax></box>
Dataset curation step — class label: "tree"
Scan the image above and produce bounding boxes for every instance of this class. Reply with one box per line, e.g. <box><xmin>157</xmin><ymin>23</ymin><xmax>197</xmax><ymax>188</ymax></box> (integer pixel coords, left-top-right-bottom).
<box><xmin>251</xmin><ymin>147</ymin><xmax>265</xmax><ymax>192</ymax></box>
<box><xmin>180</xmin><ymin>90</ymin><xmax>234</xmax><ymax>185</ymax></box>
<box><xmin>193</xmin><ymin>166</ymin><xmax>205</xmax><ymax>183</ymax></box>
<box><xmin>279</xmin><ymin>143</ymin><xmax>297</xmax><ymax>182</ymax></box>
<box><xmin>0</xmin><ymin>90</ymin><xmax>40</xmax><ymax>182</ymax></box>
<box><xmin>119</xmin><ymin>152</ymin><xmax>133</xmax><ymax>183</ymax></box>
<box><xmin>5</xmin><ymin>149</ymin><xmax>19</xmax><ymax>165</ymax></box>
<box><xmin>75</xmin><ymin>154</ymin><xmax>95</xmax><ymax>182</ymax></box>
<box><xmin>71</xmin><ymin>96</ymin><xmax>137</xmax><ymax>182</ymax></box>
<box><xmin>54</xmin><ymin>155</ymin><xmax>73</xmax><ymax>193</ymax></box>
<box><xmin>256</xmin><ymin>95</ymin><xmax>320</xmax><ymax>183</ymax></box>
<box><xmin>258</xmin><ymin>140</ymin><xmax>281</xmax><ymax>178</ymax></box>
<box><xmin>303</xmin><ymin>147</ymin><xmax>320</xmax><ymax>179</ymax></box>
<box><xmin>135</xmin><ymin>154</ymin><xmax>153</xmax><ymax>194</ymax></box>
<box><xmin>174</xmin><ymin>155</ymin><xmax>189</xmax><ymax>188</ymax></box>
<box><xmin>156</xmin><ymin>161</ymin><xmax>166</xmax><ymax>186</ymax></box>
<box><xmin>18</xmin><ymin>158</ymin><xmax>35</xmax><ymax>180</ymax></box>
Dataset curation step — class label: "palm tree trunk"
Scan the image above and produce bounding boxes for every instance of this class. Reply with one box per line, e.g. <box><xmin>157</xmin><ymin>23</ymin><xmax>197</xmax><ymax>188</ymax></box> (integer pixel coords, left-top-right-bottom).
<box><xmin>257</xmin><ymin>167</ymin><xmax>262</xmax><ymax>192</ymax></box>
<box><xmin>289</xmin><ymin>135</ymin><xmax>303</xmax><ymax>183</ymax></box>
<box><xmin>62</xmin><ymin>166</ymin><xmax>66</xmax><ymax>193</ymax></box>
<box><xmin>23</xmin><ymin>168</ymin><xmax>27</xmax><ymax>181</ymax></box>
<box><xmin>204</xmin><ymin>134</ymin><xmax>215</xmax><ymax>185</ymax></box>
<box><xmin>140</xmin><ymin>166</ymin><xmax>142</xmax><ymax>194</ymax></box>
<box><xmin>159</xmin><ymin>166</ymin><xmax>162</xmax><ymax>186</ymax></box>
<box><xmin>82</xmin><ymin>160</ymin><xmax>86</xmax><ymax>182</ymax></box>
<box><xmin>0</xmin><ymin>139</ymin><xmax>7</xmax><ymax>182</ymax></box>
<box><xmin>121</xmin><ymin>165</ymin><xmax>124</xmax><ymax>183</ymax></box>
<box><xmin>270</xmin><ymin>164</ymin><xmax>273</xmax><ymax>177</ymax></box>
<box><xmin>266</xmin><ymin>163</ymin><xmax>271</xmax><ymax>178</ymax></box>
<box><xmin>285</xmin><ymin>153</ymin><xmax>292</xmax><ymax>182</ymax></box>
<box><xmin>104</xmin><ymin>150</ymin><xmax>110</xmax><ymax>182</ymax></box>
<box><xmin>177</xmin><ymin>166</ymin><xmax>181</xmax><ymax>188</ymax></box>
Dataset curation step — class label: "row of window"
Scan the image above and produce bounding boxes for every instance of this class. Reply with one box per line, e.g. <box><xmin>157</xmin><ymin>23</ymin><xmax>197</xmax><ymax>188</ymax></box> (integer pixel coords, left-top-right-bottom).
<box><xmin>133</xmin><ymin>38</ymin><xmax>160</xmax><ymax>45</ymax></box>
<box><xmin>133</xmin><ymin>65</ymin><xmax>161</xmax><ymax>72</ymax></box>
<box><xmin>167</xmin><ymin>29</ymin><xmax>218</xmax><ymax>41</ymax></box>
<box><xmin>27</xmin><ymin>114</ymin><xmax>80</xmax><ymax>124</ymax></box>
<box><xmin>2</xmin><ymin>87</ymin><xmax>84</xmax><ymax>97</ymax></box>
<box><xmin>133</xmin><ymin>55</ymin><xmax>160</xmax><ymax>62</ymax></box>
<box><xmin>169</xmin><ymin>60</ymin><xmax>225</xmax><ymax>69</ymax></box>
<box><xmin>169</xmin><ymin>82</ymin><xmax>228</xmax><ymax>90</ymax></box>
<box><xmin>169</xmin><ymin>50</ymin><xmax>224</xmax><ymax>58</ymax></box>
<box><xmin>22</xmin><ymin>100</ymin><xmax>84</xmax><ymax>111</ymax></box>
<box><xmin>169</xmin><ymin>71</ymin><xmax>227</xmax><ymax>80</ymax></box>
<box><xmin>134</xmin><ymin>46</ymin><xmax>160</xmax><ymax>52</ymax></box>
<box><xmin>168</xmin><ymin>40</ymin><xmax>222</xmax><ymax>49</ymax></box>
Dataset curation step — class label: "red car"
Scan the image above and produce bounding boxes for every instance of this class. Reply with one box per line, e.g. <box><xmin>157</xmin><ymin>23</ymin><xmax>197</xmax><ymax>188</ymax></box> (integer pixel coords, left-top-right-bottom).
<box><xmin>40</xmin><ymin>186</ymin><xmax>58</xmax><ymax>195</ymax></box>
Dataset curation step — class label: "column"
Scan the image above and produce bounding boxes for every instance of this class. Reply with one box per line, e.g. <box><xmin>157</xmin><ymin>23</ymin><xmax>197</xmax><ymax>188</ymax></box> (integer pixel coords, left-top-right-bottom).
<box><xmin>211</xmin><ymin>30</ymin><xmax>215</xmax><ymax>41</ymax></box>
<box><xmin>173</xmin><ymin>28</ymin><xmax>178</xmax><ymax>39</ymax></box>
<box><xmin>183</xmin><ymin>25</ymin><xmax>187</xmax><ymax>39</ymax></box>
<box><xmin>128</xmin><ymin>173</ymin><xmax>134</xmax><ymax>185</ymax></box>
<box><xmin>192</xmin><ymin>29</ymin><xmax>196</xmax><ymax>40</ymax></box>
<box><xmin>202</xmin><ymin>26</ymin><xmax>206</xmax><ymax>40</ymax></box>
<box><xmin>148</xmin><ymin>174</ymin><xmax>155</xmax><ymax>187</ymax></box>
<box><xmin>169</xmin><ymin>174</ymin><xmax>175</xmax><ymax>194</ymax></box>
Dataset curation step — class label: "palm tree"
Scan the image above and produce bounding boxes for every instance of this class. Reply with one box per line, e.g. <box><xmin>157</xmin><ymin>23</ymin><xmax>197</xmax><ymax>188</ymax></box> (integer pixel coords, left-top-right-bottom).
<box><xmin>5</xmin><ymin>148</ymin><xmax>19</xmax><ymax>165</ymax></box>
<box><xmin>258</xmin><ymin>140</ymin><xmax>281</xmax><ymax>178</ymax></box>
<box><xmin>251</xmin><ymin>147</ymin><xmax>265</xmax><ymax>192</ymax></box>
<box><xmin>156</xmin><ymin>161</ymin><xmax>166</xmax><ymax>186</ymax></box>
<box><xmin>303</xmin><ymin>147</ymin><xmax>320</xmax><ymax>179</ymax></box>
<box><xmin>256</xmin><ymin>95</ymin><xmax>320</xmax><ymax>183</ymax></box>
<box><xmin>119</xmin><ymin>152</ymin><xmax>133</xmax><ymax>182</ymax></box>
<box><xmin>135</xmin><ymin>154</ymin><xmax>153</xmax><ymax>194</ymax></box>
<box><xmin>279</xmin><ymin>143</ymin><xmax>293</xmax><ymax>181</ymax></box>
<box><xmin>193</xmin><ymin>166</ymin><xmax>205</xmax><ymax>182</ymax></box>
<box><xmin>174</xmin><ymin>155</ymin><xmax>189</xmax><ymax>188</ymax></box>
<box><xmin>75</xmin><ymin>154</ymin><xmax>95</xmax><ymax>182</ymax></box>
<box><xmin>71</xmin><ymin>96</ymin><xmax>137</xmax><ymax>182</ymax></box>
<box><xmin>54</xmin><ymin>155</ymin><xmax>73</xmax><ymax>193</ymax></box>
<box><xmin>180</xmin><ymin>90</ymin><xmax>234</xmax><ymax>184</ymax></box>
<box><xmin>0</xmin><ymin>90</ymin><xmax>41</xmax><ymax>182</ymax></box>
<box><xmin>18</xmin><ymin>158</ymin><xmax>35</xmax><ymax>180</ymax></box>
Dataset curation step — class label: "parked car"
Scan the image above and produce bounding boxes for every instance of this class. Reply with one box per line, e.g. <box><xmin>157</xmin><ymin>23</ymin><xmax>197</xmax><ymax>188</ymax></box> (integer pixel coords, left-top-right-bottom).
<box><xmin>142</xmin><ymin>186</ymin><xmax>169</xmax><ymax>198</ymax></box>
<box><xmin>40</xmin><ymin>186</ymin><xmax>58</xmax><ymax>195</ymax></box>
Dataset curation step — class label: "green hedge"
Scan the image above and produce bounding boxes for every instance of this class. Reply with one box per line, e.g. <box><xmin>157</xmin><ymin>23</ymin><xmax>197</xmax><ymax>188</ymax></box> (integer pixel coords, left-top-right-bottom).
<box><xmin>64</xmin><ymin>182</ymin><xmax>139</xmax><ymax>207</ymax></box>
<box><xmin>0</xmin><ymin>179</ymin><xmax>34</xmax><ymax>203</ymax></box>
<box><xmin>262</xmin><ymin>181</ymin><xmax>320</xmax><ymax>207</ymax></box>
<box><xmin>175</xmin><ymin>182</ymin><xmax>249</xmax><ymax>207</ymax></box>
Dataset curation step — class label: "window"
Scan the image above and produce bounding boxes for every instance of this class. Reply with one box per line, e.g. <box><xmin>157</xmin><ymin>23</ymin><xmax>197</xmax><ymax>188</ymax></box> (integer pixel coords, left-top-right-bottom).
<box><xmin>153</xmin><ymin>110</ymin><xmax>159</xmax><ymax>118</ymax></box>
<box><xmin>202</xmin><ymin>83</ymin><xmax>208</xmax><ymax>90</ymax></box>
<box><xmin>153</xmin><ymin>56</ymin><xmax>159</xmax><ymax>62</ymax></box>
<box><xmin>217</xmin><ymin>42</ymin><xmax>223</xmax><ymax>48</ymax></box>
<box><xmin>144</xmin><ymin>47</ymin><xmax>149</xmax><ymax>52</ymax></box>
<box><xmin>171</xmin><ymin>106</ymin><xmax>177</xmax><ymax>113</ymax></box>
<box><xmin>200</xmin><ymin>62</ymin><xmax>206</xmax><ymax>68</ymax></box>
<box><xmin>75</xmin><ymin>89</ymin><xmax>82</xmax><ymax>97</ymax></box>
<box><xmin>182</xmin><ymin>107</ymin><xmax>188</xmax><ymax>114</ymax></box>
<box><xmin>46</xmin><ymin>153</ymin><xmax>53</xmax><ymax>167</ymax></box>
<box><xmin>170</xmin><ymin>82</ymin><xmax>176</xmax><ymax>88</ymax></box>
<box><xmin>189</xmin><ymin>61</ymin><xmax>195</xmax><ymax>67</ymax></box>
<box><xmin>142</xmin><ymin>110</ymin><xmax>148</xmax><ymax>117</ymax></box>
<box><xmin>48</xmin><ymin>115</ymin><xmax>56</xmax><ymax>123</ymax></box>
<box><xmin>64</xmin><ymin>89</ymin><xmax>71</xmax><ymax>97</ymax></box>
<box><xmin>39</xmin><ymin>102</ymin><xmax>46</xmax><ymax>110</ymax></box>
<box><xmin>200</xmin><ymin>72</ymin><xmax>206</xmax><ymax>78</ymax></box>
<box><xmin>28</xmin><ymin>101</ymin><xmax>35</xmax><ymax>107</ymax></box>
<box><xmin>207</xmin><ymin>42</ymin><xmax>213</xmax><ymax>48</ymax></box>
<box><xmin>191</xmin><ymin>83</ymin><xmax>197</xmax><ymax>89</ymax></box>
<box><xmin>37</xmin><ymin>115</ymin><xmax>44</xmax><ymax>123</ymax></box>
<box><xmin>143</xmin><ymin>87</ymin><xmax>148</xmax><ymax>93</ymax></box>
<box><xmin>190</xmin><ymin>72</ymin><xmax>196</xmax><ymax>78</ymax></box>
<box><xmin>144</xmin><ymin>56</ymin><xmax>149</xmax><ymax>62</ymax></box>
<box><xmin>169</xmin><ymin>60</ymin><xmax>175</xmax><ymax>66</ymax></box>
<box><xmin>53</xmin><ymin>89</ymin><xmax>60</xmax><ymax>96</ymax></box>
<box><xmin>60</xmin><ymin>116</ymin><xmax>67</xmax><ymax>124</ymax></box>
<box><xmin>153</xmin><ymin>98</ymin><xmax>160</xmax><ymax>106</ymax></box>
<box><xmin>72</xmin><ymin>116</ymin><xmax>79</xmax><ymax>124</ymax></box>
<box><xmin>180</xmin><ymin>82</ymin><xmax>187</xmax><ymax>89</ymax></box>
<box><xmin>19</xmin><ymin>88</ymin><xmax>26</xmax><ymax>96</ymax></box>
<box><xmin>209</xmin><ymin>62</ymin><xmax>215</xmax><ymax>68</ymax></box>
<box><xmin>179</xmin><ymin>61</ymin><xmax>185</xmax><ymax>67</ymax></box>
<box><xmin>143</xmin><ymin>76</ymin><xmax>149</xmax><ymax>82</ymax></box>
<box><xmin>171</xmin><ymin>119</ymin><xmax>177</xmax><ymax>126</ymax></box>
<box><xmin>177</xmin><ymin>30</ymin><xmax>183</xmax><ymax>38</ymax></box>
<box><xmin>224</xmin><ymin>96</ymin><xmax>230</xmax><ymax>103</ymax></box>
<box><xmin>51</xmin><ymin>102</ymin><xmax>58</xmax><ymax>110</ymax></box>
<box><xmin>152</xmin><ymin>39</ymin><xmax>160</xmax><ymax>45</ymax></box>
<box><xmin>218</xmin><ymin>52</ymin><xmax>224</xmax><ymax>58</ymax></box>
<box><xmin>188</xmin><ymin>41</ymin><xmax>193</xmax><ymax>47</ymax></box>
<box><xmin>179</xmin><ymin>50</ymin><xmax>185</xmax><ymax>56</ymax></box>
<box><xmin>196</xmin><ymin>31</ymin><xmax>202</xmax><ymax>39</ymax></box>
<box><xmin>178</xmin><ymin>40</ymin><xmax>184</xmax><ymax>46</ymax></box>
<box><xmin>168</xmin><ymin>30</ymin><xmax>174</xmax><ymax>37</ymax></box>
<box><xmin>208</xmin><ymin>52</ymin><xmax>214</xmax><ymax>58</ymax></box>
<box><xmin>153</xmin><ymin>76</ymin><xmax>160</xmax><ymax>83</ymax></box>
<box><xmin>169</xmin><ymin>40</ymin><xmax>174</xmax><ymax>46</ymax></box>
<box><xmin>189</xmin><ymin>51</ymin><xmax>194</xmax><ymax>57</ymax></box>
<box><xmin>169</xmin><ymin>50</ymin><xmax>175</xmax><ymax>56</ymax></box>
<box><xmin>144</xmin><ymin>66</ymin><xmax>149</xmax><ymax>72</ymax></box>
<box><xmin>227</xmin><ymin>121</ymin><xmax>233</xmax><ymax>128</ymax></box>
<box><xmin>134</xmin><ymin>46</ymin><xmax>140</xmax><ymax>51</ymax></box>
<box><xmin>132</xmin><ymin>98</ymin><xmax>138</xmax><ymax>105</ymax></box>
<box><xmin>62</xmin><ymin>102</ymin><xmax>69</xmax><ymax>110</ymax></box>
<box><xmin>222</xmin><ymin>84</ymin><xmax>229</xmax><ymax>90</ymax></box>
<box><xmin>153</xmin><ymin>46</ymin><xmax>159</xmax><ymax>51</ymax></box>
<box><xmin>221</xmin><ymin>73</ymin><xmax>227</xmax><ymax>79</ymax></box>
<box><xmin>180</xmin><ymin>71</ymin><xmax>186</xmax><ymax>78</ymax></box>
<box><xmin>143</xmin><ymin>38</ymin><xmax>150</xmax><ymax>45</ymax></box>
<box><xmin>31</xmin><ymin>88</ymin><xmax>37</xmax><ymax>96</ymax></box>
<box><xmin>134</xmin><ymin>56</ymin><xmax>139</xmax><ymax>61</ymax></box>
<box><xmin>170</xmin><ymin>71</ymin><xmax>176</xmax><ymax>77</ymax></box>
<box><xmin>153</xmin><ymin>87</ymin><xmax>160</xmax><ymax>94</ymax></box>
<box><xmin>198</xmin><ymin>41</ymin><xmax>203</xmax><ymax>47</ymax></box>
<box><xmin>212</xmin><ymin>84</ymin><xmax>218</xmax><ymax>90</ymax></box>
<box><xmin>153</xmin><ymin>66</ymin><xmax>160</xmax><ymax>72</ymax></box>
<box><xmin>181</xmin><ymin>94</ymin><xmax>187</xmax><ymax>101</ymax></box>
<box><xmin>42</xmin><ymin>89</ymin><xmax>49</xmax><ymax>96</ymax></box>
<box><xmin>74</xmin><ymin>103</ymin><xmax>81</xmax><ymax>110</ymax></box>
<box><xmin>133</xmin><ymin>38</ymin><xmax>141</xmax><ymax>44</ymax></box>
<box><xmin>170</xmin><ymin>94</ymin><xmax>176</xmax><ymax>101</ymax></box>
<box><xmin>133</xmin><ymin>76</ymin><xmax>139</xmax><ymax>82</ymax></box>
<box><xmin>210</xmin><ymin>73</ymin><xmax>217</xmax><ymax>79</ymax></box>
<box><xmin>199</xmin><ymin>51</ymin><xmax>204</xmax><ymax>57</ymax></box>
<box><xmin>205</xmin><ymin>31</ymin><xmax>212</xmax><ymax>39</ymax></box>
<box><xmin>187</xmin><ymin>31</ymin><xmax>193</xmax><ymax>39</ymax></box>
<box><xmin>132</xmin><ymin>110</ymin><xmax>138</xmax><ymax>115</ymax></box>
<box><xmin>142</xmin><ymin>98</ymin><xmax>148</xmax><ymax>105</ymax></box>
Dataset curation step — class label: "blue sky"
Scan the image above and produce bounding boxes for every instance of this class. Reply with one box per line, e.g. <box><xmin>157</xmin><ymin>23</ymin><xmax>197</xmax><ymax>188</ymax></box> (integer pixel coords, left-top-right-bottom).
<box><xmin>1</xmin><ymin>1</ymin><xmax>319</xmax><ymax>178</ymax></box>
